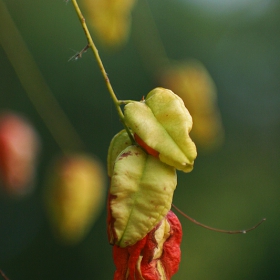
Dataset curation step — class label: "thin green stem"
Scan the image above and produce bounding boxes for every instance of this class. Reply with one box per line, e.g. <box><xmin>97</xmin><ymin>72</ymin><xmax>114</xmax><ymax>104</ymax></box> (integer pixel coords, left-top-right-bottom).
<box><xmin>71</xmin><ymin>0</ymin><xmax>134</xmax><ymax>142</ymax></box>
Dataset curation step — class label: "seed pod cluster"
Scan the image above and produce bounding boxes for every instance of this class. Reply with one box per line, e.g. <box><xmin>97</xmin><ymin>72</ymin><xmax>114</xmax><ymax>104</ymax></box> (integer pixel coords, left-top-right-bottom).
<box><xmin>107</xmin><ymin>88</ymin><xmax>197</xmax><ymax>279</ymax></box>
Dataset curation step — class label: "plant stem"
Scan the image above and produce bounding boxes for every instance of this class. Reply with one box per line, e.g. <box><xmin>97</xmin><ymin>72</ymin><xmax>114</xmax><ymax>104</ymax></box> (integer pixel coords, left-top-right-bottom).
<box><xmin>71</xmin><ymin>0</ymin><xmax>134</xmax><ymax>142</ymax></box>
<box><xmin>0</xmin><ymin>0</ymin><xmax>84</xmax><ymax>154</ymax></box>
<box><xmin>0</xmin><ymin>270</ymin><xmax>9</xmax><ymax>280</ymax></box>
<box><xmin>172</xmin><ymin>204</ymin><xmax>266</xmax><ymax>234</ymax></box>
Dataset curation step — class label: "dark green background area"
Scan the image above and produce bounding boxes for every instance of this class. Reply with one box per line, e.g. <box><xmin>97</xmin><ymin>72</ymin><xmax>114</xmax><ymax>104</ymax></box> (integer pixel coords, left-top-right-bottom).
<box><xmin>0</xmin><ymin>0</ymin><xmax>279</xmax><ymax>279</ymax></box>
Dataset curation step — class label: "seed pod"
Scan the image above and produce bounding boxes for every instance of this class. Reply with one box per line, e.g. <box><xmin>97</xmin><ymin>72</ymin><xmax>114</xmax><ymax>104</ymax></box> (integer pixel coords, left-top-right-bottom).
<box><xmin>107</xmin><ymin>129</ymin><xmax>132</xmax><ymax>177</ymax></box>
<box><xmin>124</xmin><ymin>87</ymin><xmax>197</xmax><ymax>172</ymax></box>
<box><xmin>80</xmin><ymin>0</ymin><xmax>137</xmax><ymax>47</ymax></box>
<box><xmin>45</xmin><ymin>154</ymin><xmax>106</xmax><ymax>245</ymax></box>
<box><xmin>113</xmin><ymin>211</ymin><xmax>182</xmax><ymax>280</ymax></box>
<box><xmin>107</xmin><ymin>145</ymin><xmax>177</xmax><ymax>247</ymax></box>
<box><xmin>0</xmin><ymin>111</ymin><xmax>40</xmax><ymax>196</ymax></box>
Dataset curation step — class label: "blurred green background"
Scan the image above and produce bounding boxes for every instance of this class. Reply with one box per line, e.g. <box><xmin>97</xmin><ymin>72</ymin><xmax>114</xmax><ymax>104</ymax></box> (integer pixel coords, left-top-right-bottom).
<box><xmin>0</xmin><ymin>0</ymin><xmax>279</xmax><ymax>279</ymax></box>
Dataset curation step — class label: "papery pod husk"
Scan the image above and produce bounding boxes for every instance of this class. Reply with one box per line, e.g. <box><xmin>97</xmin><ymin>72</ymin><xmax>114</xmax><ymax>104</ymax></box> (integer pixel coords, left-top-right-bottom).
<box><xmin>113</xmin><ymin>211</ymin><xmax>182</xmax><ymax>280</ymax></box>
<box><xmin>157</xmin><ymin>59</ymin><xmax>224</xmax><ymax>150</ymax></box>
<box><xmin>107</xmin><ymin>129</ymin><xmax>132</xmax><ymax>177</ymax></box>
<box><xmin>45</xmin><ymin>154</ymin><xmax>106</xmax><ymax>245</ymax></box>
<box><xmin>0</xmin><ymin>111</ymin><xmax>40</xmax><ymax>197</ymax></box>
<box><xmin>124</xmin><ymin>87</ymin><xmax>197</xmax><ymax>172</ymax></box>
<box><xmin>80</xmin><ymin>0</ymin><xmax>137</xmax><ymax>48</ymax></box>
<box><xmin>108</xmin><ymin>145</ymin><xmax>177</xmax><ymax>247</ymax></box>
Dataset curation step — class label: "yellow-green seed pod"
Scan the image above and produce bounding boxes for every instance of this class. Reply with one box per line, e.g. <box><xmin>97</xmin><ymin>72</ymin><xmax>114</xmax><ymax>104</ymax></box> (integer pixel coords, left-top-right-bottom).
<box><xmin>80</xmin><ymin>0</ymin><xmax>137</xmax><ymax>48</ymax></box>
<box><xmin>107</xmin><ymin>145</ymin><xmax>177</xmax><ymax>247</ymax></box>
<box><xmin>124</xmin><ymin>87</ymin><xmax>197</xmax><ymax>172</ymax></box>
<box><xmin>44</xmin><ymin>154</ymin><xmax>106</xmax><ymax>245</ymax></box>
<box><xmin>107</xmin><ymin>129</ymin><xmax>132</xmax><ymax>177</ymax></box>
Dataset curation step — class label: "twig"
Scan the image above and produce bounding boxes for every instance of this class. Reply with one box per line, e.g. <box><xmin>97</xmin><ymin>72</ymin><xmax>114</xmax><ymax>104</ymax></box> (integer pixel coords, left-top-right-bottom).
<box><xmin>0</xmin><ymin>0</ymin><xmax>85</xmax><ymax>154</ymax></box>
<box><xmin>172</xmin><ymin>203</ymin><xmax>266</xmax><ymax>234</ymax></box>
<box><xmin>0</xmin><ymin>270</ymin><xmax>9</xmax><ymax>280</ymax></box>
<box><xmin>70</xmin><ymin>0</ymin><xmax>134</xmax><ymax>142</ymax></box>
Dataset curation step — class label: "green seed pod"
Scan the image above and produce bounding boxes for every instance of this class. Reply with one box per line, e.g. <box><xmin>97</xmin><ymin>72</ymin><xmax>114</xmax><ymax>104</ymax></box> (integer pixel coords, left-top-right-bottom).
<box><xmin>124</xmin><ymin>87</ymin><xmax>197</xmax><ymax>172</ymax></box>
<box><xmin>107</xmin><ymin>129</ymin><xmax>132</xmax><ymax>177</ymax></box>
<box><xmin>107</xmin><ymin>145</ymin><xmax>177</xmax><ymax>247</ymax></box>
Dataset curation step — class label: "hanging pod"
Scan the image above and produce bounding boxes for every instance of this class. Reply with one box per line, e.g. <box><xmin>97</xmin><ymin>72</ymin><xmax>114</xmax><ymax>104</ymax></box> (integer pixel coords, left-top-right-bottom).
<box><xmin>107</xmin><ymin>145</ymin><xmax>177</xmax><ymax>247</ymax></box>
<box><xmin>107</xmin><ymin>129</ymin><xmax>132</xmax><ymax>178</ymax></box>
<box><xmin>124</xmin><ymin>87</ymin><xmax>197</xmax><ymax>172</ymax></box>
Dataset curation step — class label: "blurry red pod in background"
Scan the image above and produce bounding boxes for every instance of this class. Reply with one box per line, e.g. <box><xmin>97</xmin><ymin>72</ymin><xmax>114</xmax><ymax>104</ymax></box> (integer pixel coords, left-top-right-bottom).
<box><xmin>0</xmin><ymin>111</ymin><xmax>41</xmax><ymax>197</ymax></box>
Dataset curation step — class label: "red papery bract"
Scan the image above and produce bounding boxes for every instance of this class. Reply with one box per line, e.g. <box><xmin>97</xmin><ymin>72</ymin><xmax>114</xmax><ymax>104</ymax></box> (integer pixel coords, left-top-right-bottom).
<box><xmin>113</xmin><ymin>211</ymin><xmax>182</xmax><ymax>280</ymax></box>
<box><xmin>0</xmin><ymin>112</ymin><xmax>40</xmax><ymax>196</ymax></box>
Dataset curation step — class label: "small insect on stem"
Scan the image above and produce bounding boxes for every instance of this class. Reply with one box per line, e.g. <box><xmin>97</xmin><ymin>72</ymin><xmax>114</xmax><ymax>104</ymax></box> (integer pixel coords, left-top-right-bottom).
<box><xmin>172</xmin><ymin>204</ymin><xmax>266</xmax><ymax>234</ymax></box>
<box><xmin>0</xmin><ymin>270</ymin><xmax>9</xmax><ymax>280</ymax></box>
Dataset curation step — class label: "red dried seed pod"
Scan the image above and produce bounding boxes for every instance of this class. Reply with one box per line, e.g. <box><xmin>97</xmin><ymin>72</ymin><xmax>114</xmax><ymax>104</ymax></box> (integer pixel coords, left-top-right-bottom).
<box><xmin>112</xmin><ymin>210</ymin><xmax>182</xmax><ymax>280</ymax></box>
<box><xmin>134</xmin><ymin>133</ymin><xmax>159</xmax><ymax>158</ymax></box>
<box><xmin>0</xmin><ymin>112</ymin><xmax>40</xmax><ymax>196</ymax></box>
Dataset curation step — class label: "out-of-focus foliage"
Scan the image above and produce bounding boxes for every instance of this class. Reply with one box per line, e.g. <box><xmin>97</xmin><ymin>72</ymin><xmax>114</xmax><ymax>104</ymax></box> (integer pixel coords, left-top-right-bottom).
<box><xmin>44</xmin><ymin>154</ymin><xmax>106</xmax><ymax>245</ymax></box>
<box><xmin>80</xmin><ymin>0</ymin><xmax>137</xmax><ymax>47</ymax></box>
<box><xmin>0</xmin><ymin>0</ymin><xmax>279</xmax><ymax>279</ymax></box>
<box><xmin>0</xmin><ymin>111</ymin><xmax>40</xmax><ymax>196</ymax></box>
